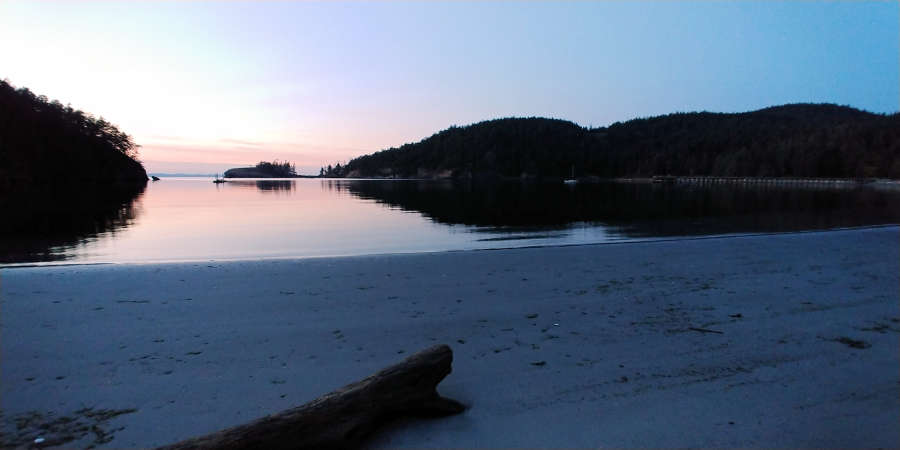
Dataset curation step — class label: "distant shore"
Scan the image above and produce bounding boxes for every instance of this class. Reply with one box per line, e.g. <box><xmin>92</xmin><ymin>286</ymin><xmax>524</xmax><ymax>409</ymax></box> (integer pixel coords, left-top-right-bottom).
<box><xmin>149</xmin><ymin>173</ymin><xmax>900</xmax><ymax>185</ymax></box>
<box><xmin>301</xmin><ymin>174</ymin><xmax>900</xmax><ymax>185</ymax></box>
<box><xmin>223</xmin><ymin>174</ymin><xmax>321</xmax><ymax>179</ymax></box>
<box><xmin>1</xmin><ymin>227</ymin><xmax>898</xmax><ymax>447</ymax></box>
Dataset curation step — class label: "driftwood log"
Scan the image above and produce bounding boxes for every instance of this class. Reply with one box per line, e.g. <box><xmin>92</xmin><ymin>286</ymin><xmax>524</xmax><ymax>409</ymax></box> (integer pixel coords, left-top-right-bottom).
<box><xmin>158</xmin><ymin>344</ymin><xmax>464</xmax><ymax>450</ymax></box>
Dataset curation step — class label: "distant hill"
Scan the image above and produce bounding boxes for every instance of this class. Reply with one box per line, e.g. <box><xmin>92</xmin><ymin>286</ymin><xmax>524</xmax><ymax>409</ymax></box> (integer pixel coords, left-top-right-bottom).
<box><xmin>322</xmin><ymin>104</ymin><xmax>900</xmax><ymax>179</ymax></box>
<box><xmin>0</xmin><ymin>79</ymin><xmax>148</xmax><ymax>191</ymax></box>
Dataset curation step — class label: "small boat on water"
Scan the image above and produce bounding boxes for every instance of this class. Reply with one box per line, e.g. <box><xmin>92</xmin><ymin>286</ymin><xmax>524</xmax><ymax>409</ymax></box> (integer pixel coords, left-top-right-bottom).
<box><xmin>213</xmin><ymin>173</ymin><xmax>227</xmax><ymax>184</ymax></box>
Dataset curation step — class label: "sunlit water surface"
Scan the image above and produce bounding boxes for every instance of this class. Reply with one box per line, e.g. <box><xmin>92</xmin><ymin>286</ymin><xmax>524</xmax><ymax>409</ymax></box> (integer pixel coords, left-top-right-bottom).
<box><xmin>3</xmin><ymin>177</ymin><xmax>899</xmax><ymax>266</ymax></box>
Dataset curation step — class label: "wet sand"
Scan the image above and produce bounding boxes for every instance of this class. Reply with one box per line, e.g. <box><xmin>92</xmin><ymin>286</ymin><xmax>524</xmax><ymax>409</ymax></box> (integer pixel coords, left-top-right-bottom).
<box><xmin>1</xmin><ymin>227</ymin><xmax>898</xmax><ymax>447</ymax></box>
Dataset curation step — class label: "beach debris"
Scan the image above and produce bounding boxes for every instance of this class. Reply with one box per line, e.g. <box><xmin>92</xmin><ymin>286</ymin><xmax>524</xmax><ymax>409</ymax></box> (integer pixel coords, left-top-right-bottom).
<box><xmin>5</xmin><ymin>408</ymin><xmax>137</xmax><ymax>448</ymax></box>
<box><xmin>157</xmin><ymin>345</ymin><xmax>464</xmax><ymax>449</ymax></box>
<box><xmin>833</xmin><ymin>337</ymin><xmax>871</xmax><ymax>349</ymax></box>
<box><xmin>530</xmin><ymin>361</ymin><xmax>546</xmax><ymax>366</ymax></box>
<box><xmin>688</xmin><ymin>327</ymin><xmax>724</xmax><ymax>334</ymax></box>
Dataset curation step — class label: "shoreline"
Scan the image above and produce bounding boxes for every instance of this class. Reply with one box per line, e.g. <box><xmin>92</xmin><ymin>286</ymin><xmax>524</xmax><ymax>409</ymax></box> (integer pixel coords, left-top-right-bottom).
<box><xmin>2</xmin><ymin>227</ymin><xmax>898</xmax><ymax>447</ymax></box>
<box><xmin>2</xmin><ymin>223</ymin><xmax>898</xmax><ymax>270</ymax></box>
<box><xmin>312</xmin><ymin>175</ymin><xmax>900</xmax><ymax>185</ymax></box>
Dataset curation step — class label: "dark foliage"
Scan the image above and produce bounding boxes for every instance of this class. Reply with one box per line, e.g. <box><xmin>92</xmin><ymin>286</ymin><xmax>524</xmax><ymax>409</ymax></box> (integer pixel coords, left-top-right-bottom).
<box><xmin>254</xmin><ymin>160</ymin><xmax>296</xmax><ymax>177</ymax></box>
<box><xmin>0</xmin><ymin>79</ymin><xmax>148</xmax><ymax>191</ymax></box>
<box><xmin>224</xmin><ymin>160</ymin><xmax>297</xmax><ymax>178</ymax></box>
<box><xmin>322</xmin><ymin>105</ymin><xmax>900</xmax><ymax>179</ymax></box>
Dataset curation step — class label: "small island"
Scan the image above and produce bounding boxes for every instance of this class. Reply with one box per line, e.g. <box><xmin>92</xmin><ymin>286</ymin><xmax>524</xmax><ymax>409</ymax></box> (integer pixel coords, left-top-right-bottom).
<box><xmin>224</xmin><ymin>160</ymin><xmax>317</xmax><ymax>178</ymax></box>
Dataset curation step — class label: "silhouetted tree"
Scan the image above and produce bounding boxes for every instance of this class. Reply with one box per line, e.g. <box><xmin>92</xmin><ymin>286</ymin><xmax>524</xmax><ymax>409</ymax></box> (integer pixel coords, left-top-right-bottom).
<box><xmin>254</xmin><ymin>160</ymin><xmax>296</xmax><ymax>177</ymax></box>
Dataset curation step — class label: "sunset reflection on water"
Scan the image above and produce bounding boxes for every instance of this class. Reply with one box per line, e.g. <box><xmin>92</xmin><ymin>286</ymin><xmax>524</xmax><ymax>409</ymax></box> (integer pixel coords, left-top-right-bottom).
<box><xmin>92</xmin><ymin>178</ymin><xmax>489</xmax><ymax>264</ymax></box>
<box><xmin>3</xmin><ymin>177</ymin><xmax>899</xmax><ymax>266</ymax></box>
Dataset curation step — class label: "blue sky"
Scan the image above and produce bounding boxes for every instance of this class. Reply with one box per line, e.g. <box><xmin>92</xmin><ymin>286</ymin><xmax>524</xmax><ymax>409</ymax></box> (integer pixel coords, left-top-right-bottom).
<box><xmin>1</xmin><ymin>1</ymin><xmax>897</xmax><ymax>174</ymax></box>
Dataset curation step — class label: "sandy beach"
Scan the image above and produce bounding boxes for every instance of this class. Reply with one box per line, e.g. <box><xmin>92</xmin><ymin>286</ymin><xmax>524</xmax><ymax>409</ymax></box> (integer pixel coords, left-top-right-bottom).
<box><xmin>1</xmin><ymin>226</ymin><xmax>898</xmax><ymax>448</ymax></box>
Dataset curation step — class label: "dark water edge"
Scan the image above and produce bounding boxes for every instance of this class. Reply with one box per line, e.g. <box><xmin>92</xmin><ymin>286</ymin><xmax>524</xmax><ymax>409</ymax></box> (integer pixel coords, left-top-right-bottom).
<box><xmin>0</xmin><ymin>185</ymin><xmax>145</xmax><ymax>263</ymax></box>
<box><xmin>333</xmin><ymin>179</ymin><xmax>900</xmax><ymax>237</ymax></box>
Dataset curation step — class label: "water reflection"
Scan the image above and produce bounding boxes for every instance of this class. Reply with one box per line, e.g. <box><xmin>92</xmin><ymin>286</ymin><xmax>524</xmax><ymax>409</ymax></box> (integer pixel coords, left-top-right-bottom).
<box><xmin>225</xmin><ymin>179</ymin><xmax>296</xmax><ymax>193</ymax></box>
<box><xmin>0</xmin><ymin>185</ymin><xmax>145</xmax><ymax>263</ymax></box>
<box><xmin>3</xmin><ymin>178</ymin><xmax>898</xmax><ymax>266</ymax></box>
<box><xmin>334</xmin><ymin>179</ymin><xmax>900</xmax><ymax>237</ymax></box>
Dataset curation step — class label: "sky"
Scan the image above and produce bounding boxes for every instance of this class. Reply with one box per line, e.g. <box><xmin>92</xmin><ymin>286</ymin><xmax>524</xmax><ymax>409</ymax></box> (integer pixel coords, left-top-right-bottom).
<box><xmin>1</xmin><ymin>1</ymin><xmax>897</xmax><ymax>175</ymax></box>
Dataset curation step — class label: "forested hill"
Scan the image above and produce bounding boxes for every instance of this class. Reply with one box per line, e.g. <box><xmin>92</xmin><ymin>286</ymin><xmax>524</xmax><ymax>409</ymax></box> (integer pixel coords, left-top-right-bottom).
<box><xmin>322</xmin><ymin>104</ymin><xmax>900</xmax><ymax>179</ymax></box>
<box><xmin>0</xmin><ymin>79</ymin><xmax>148</xmax><ymax>191</ymax></box>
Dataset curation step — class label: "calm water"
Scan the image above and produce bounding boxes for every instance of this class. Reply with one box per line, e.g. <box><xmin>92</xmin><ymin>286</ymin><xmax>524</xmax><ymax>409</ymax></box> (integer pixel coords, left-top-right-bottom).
<box><xmin>2</xmin><ymin>177</ymin><xmax>899</xmax><ymax>266</ymax></box>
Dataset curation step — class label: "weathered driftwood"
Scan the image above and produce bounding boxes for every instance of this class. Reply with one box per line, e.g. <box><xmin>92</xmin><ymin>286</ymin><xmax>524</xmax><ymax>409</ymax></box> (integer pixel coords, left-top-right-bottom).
<box><xmin>158</xmin><ymin>344</ymin><xmax>464</xmax><ymax>450</ymax></box>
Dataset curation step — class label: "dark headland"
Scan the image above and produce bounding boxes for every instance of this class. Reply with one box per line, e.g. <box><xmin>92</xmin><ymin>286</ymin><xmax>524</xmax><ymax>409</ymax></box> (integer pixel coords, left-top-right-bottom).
<box><xmin>321</xmin><ymin>104</ymin><xmax>900</xmax><ymax>180</ymax></box>
<box><xmin>0</xmin><ymin>80</ymin><xmax>148</xmax><ymax>191</ymax></box>
<box><xmin>0</xmin><ymin>80</ymin><xmax>149</xmax><ymax>262</ymax></box>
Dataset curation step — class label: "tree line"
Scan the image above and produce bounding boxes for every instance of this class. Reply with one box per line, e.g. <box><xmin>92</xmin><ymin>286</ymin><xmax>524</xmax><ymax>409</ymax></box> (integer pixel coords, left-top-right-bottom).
<box><xmin>254</xmin><ymin>160</ymin><xmax>296</xmax><ymax>177</ymax></box>
<box><xmin>0</xmin><ymin>79</ymin><xmax>147</xmax><ymax>191</ymax></box>
<box><xmin>320</xmin><ymin>104</ymin><xmax>900</xmax><ymax>180</ymax></box>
